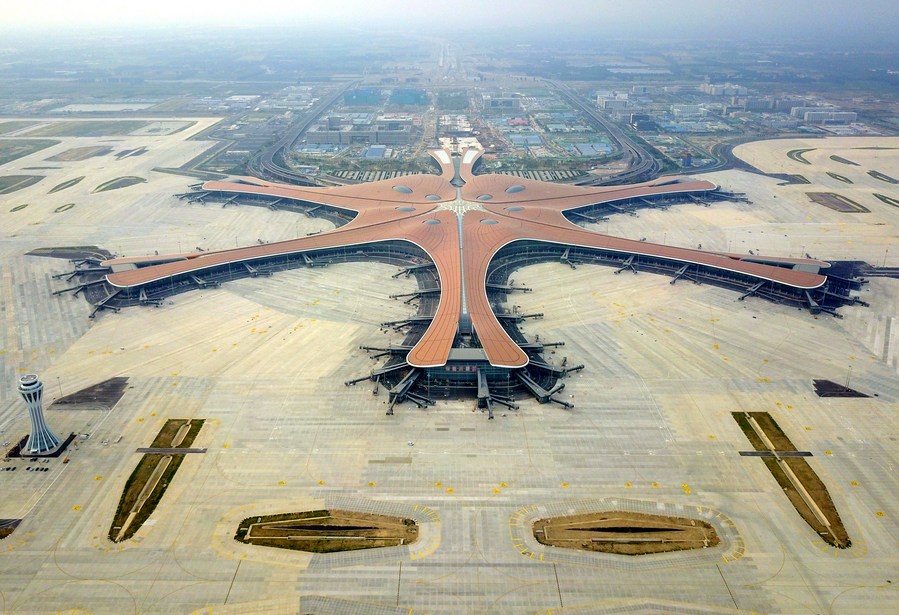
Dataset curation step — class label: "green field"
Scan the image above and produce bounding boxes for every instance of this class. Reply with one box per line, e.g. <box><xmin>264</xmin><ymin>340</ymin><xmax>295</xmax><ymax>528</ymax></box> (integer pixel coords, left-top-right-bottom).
<box><xmin>49</xmin><ymin>176</ymin><xmax>85</xmax><ymax>194</ymax></box>
<box><xmin>0</xmin><ymin>175</ymin><xmax>44</xmax><ymax>194</ymax></box>
<box><xmin>874</xmin><ymin>193</ymin><xmax>899</xmax><ymax>208</ymax></box>
<box><xmin>93</xmin><ymin>176</ymin><xmax>147</xmax><ymax>193</ymax></box>
<box><xmin>826</xmin><ymin>171</ymin><xmax>853</xmax><ymax>184</ymax></box>
<box><xmin>0</xmin><ymin>139</ymin><xmax>60</xmax><ymax>166</ymax></box>
<box><xmin>786</xmin><ymin>148</ymin><xmax>815</xmax><ymax>164</ymax></box>
<box><xmin>109</xmin><ymin>419</ymin><xmax>204</xmax><ymax>542</ymax></box>
<box><xmin>0</xmin><ymin>121</ymin><xmax>37</xmax><ymax>135</ymax></box>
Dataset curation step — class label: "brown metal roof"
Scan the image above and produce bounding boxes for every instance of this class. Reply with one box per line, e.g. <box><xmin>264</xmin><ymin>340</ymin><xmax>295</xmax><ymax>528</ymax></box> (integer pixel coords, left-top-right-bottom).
<box><xmin>105</xmin><ymin>148</ymin><xmax>828</xmax><ymax>369</ymax></box>
<box><xmin>460</xmin><ymin>209</ymin><xmax>826</xmax><ymax>368</ymax></box>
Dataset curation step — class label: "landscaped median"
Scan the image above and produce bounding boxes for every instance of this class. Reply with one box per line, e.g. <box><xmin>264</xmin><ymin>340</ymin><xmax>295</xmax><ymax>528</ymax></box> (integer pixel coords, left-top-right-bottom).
<box><xmin>108</xmin><ymin>418</ymin><xmax>205</xmax><ymax>542</ymax></box>
<box><xmin>234</xmin><ymin>510</ymin><xmax>419</xmax><ymax>553</ymax></box>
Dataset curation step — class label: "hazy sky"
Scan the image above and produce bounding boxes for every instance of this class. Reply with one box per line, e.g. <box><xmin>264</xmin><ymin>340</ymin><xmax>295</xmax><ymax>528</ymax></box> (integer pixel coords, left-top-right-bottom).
<box><xmin>2</xmin><ymin>0</ymin><xmax>897</xmax><ymax>43</ymax></box>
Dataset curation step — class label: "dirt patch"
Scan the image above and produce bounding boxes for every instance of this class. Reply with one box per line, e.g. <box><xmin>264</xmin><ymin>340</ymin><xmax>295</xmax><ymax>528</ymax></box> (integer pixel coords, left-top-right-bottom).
<box><xmin>51</xmin><ymin>377</ymin><xmax>130</xmax><ymax>410</ymax></box>
<box><xmin>108</xmin><ymin>419</ymin><xmax>204</xmax><ymax>542</ymax></box>
<box><xmin>733</xmin><ymin>412</ymin><xmax>850</xmax><ymax>548</ymax></box>
<box><xmin>764</xmin><ymin>456</ymin><xmax>850</xmax><ymax>548</ymax></box>
<box><xmin>92</xmin><ymin>176</ymin><xmax>146</xmax><ymax>193</ymax></box>
<box><xmin>235</xmin><ymin>510</ymin><xmax>419</xmax><ymax>553</ymax></box>
<box><xmin>46</xmin><ymin>146</ymin><xmax>113</xmax><ymax>162</ymax></box>
<box><xmin>108</xmin><ymin>453</ymin><xmax>184</xmax><ymax>542</ymax></box>
<box><xmin>739</xmin><ymin>412</ymin><xmax>797</xmax><ymax>450</ymax></box>
<box><xmin>149</xmin><ymin>418</ymin><xmax>199</xmax><ymax>448</ymax></box>
<box><xmin>806</xmin><ymin>192</ymin><xmax>869</xmax><ymax>213</ymax></box>
<box><xmin>48</xmin><ymin>176</ymin><xmax>85</xmax><ymax>194</ymax></box>
<box><xmin>0</xmin><ymin>519</ymin><xmax>22</xmax><ymax>540</ymax></box>
<box><xmin>533</xmin><ymin>511</ymin><xmax>719</xmax><ymax>556</ymax></box>
<box><xmin>0</xmin><ymin>175</ymin><xmax>44</xmax><ymax>195</ymax></box>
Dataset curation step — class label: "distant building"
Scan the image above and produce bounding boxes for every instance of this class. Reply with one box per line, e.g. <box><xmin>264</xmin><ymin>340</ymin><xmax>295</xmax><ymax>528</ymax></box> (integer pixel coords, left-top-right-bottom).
<box><xmin>803</xmin><ymin>111</ymin><xmax>857</xmax><ymax>124</ymax></box>
<box><xmin>774</xmin><ymin>98</ymin><xmax>807</xmax><ymax>112</ymax></box>
<box><xmin>629</xmin><ymin>113</ymin><xmax>659</xmax><ymax>132</ymax></box>
<box><xmin>598</xmin><ymin>91</ymin><xmax>628</xmax><ymax>110</ymax></box>
<box><xmin>484</xmin><ymin>96</ymin><xmax>521</xmax><ymax>110</ymax></box>
<box><xmin>671</xmin><ymin>104</ymin><xmax>702</xmax><ymax>118</ymax></box>
<box><xmin>344</xmin><ymin>89</ymin><xmax>382</xmax><ymax>106</ymax></box>
<box><xmin>790</xmin><ymin>106</ymin><xmax>822</xmax><ymax>118</ymax></box>
<box><xmin>389</xmin><ymin>89</ymin><xmax>428</xmax><ymax>106</ymax></box>
<box><xmin>700</xmin><ymin>83</ymin><xmax>748</xmax><ymax>96</ymax></box>
<box><xmin>741</xmin><ymin>97</ymin><xmax>774</xmax><ymax>112</ymax></box>
<box><xmin>787</xmin><ymin>104</ymin><xmax>856</xmax><ymax>123</ymax></box>
<box><xmin>440</xmin><ymin>114</ymin><xmax>473</xmax><ymax>136</ymax></box>
<box><xmin>598</xmin><ymin>98</ymin><xmax>628</xmax><ymax>110</ymax></box>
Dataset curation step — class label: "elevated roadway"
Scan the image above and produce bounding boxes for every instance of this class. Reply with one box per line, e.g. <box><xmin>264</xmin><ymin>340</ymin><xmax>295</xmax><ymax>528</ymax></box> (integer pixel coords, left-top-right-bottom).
<box><xmin>548</xmin><ymin>80</ymin><xmax>661</xmax><ymax>185</ymax></box>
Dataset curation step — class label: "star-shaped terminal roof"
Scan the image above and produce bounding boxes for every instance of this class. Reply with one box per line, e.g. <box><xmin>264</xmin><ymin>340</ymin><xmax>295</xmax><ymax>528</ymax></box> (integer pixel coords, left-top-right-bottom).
<box><xmin>104</xmin><ymin>148</ymin><xmax>829</xmax><ymax>370</ymax></box>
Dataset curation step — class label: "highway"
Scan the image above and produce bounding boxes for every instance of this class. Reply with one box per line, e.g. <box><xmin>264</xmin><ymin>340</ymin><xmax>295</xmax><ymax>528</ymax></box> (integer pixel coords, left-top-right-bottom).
<box><xmin>247</xmin><ymin>81</ymin><xmax>357</xmax><ymax>185</ymax></box>
<box><xmin>548</xmin><ymin>80</ymin><xmax>661</xmax><ymax>185</ymax></box>
<box><xmin>251</xmin><ymin>79</ymin><xmax>661</xmax><ymax>188</ymax></box>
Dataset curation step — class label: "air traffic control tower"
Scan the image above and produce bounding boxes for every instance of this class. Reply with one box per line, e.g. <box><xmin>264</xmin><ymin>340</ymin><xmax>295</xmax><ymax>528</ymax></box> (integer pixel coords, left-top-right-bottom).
<box><xmin>17</xmin><ymin>374</ymin><xmax>61</xmax><ymax>455</ymax></box>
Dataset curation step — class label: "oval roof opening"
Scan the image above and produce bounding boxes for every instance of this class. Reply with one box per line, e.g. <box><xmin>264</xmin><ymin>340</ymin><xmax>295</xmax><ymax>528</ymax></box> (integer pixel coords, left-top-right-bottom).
<box><xmin>477</xmin><ymin>194</ymin><xmax>493</xmax><ymax>201</ymax></box>
<box><xmin>480</xmin><ymin>219</ymin><xmax>498</xmax><ymax>225</ymax></box>
<box><xmin>505</xmin><ymin>206</ymin><xmax>524</xmax><ymax>212</ymax></box>
<box><xmin>425</xmin><ymin>194</ymin><xmax>441</xmax><ymax>201</ymax></box>
<box><xmin>396</xmin><ymin>206</ymin><xmax>415</xmax><ymax>212</ymax></box>
<box><xmin>423</xmin><ymin>219</ymin><xmax>441</xmax><ymax>225</ymax></box>
<box><xmin>393</xmin><ymin>185</ymin><xmax>413</xmax><ymax>194</ymax></box>
<box><xmin>505</xmin><ymin>185</ymin><xmax>526</xmax><ymax>193</ymax></box>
